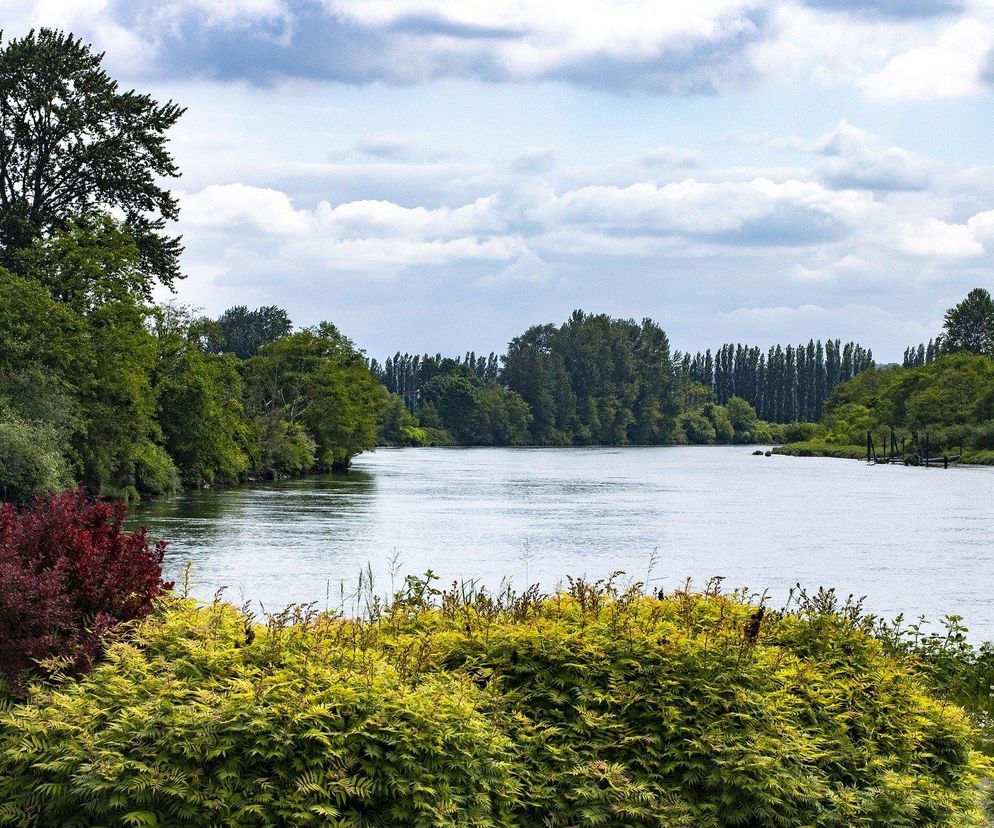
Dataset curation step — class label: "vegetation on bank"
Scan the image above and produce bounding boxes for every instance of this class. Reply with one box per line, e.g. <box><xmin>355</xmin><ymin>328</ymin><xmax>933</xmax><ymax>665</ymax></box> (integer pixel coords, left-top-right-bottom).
<box><xmin>773</xmin><ymin>289</ymin><xmax>994</xmax><ymax>464</ymax></box>
<box><xmin>0</xmin><ymin>31</ymin><xmax>387</xmax><ymax>503</ymax></box>
<box><xmin>1</xmin><ymin>574</ymin><xmax>989</xmax><ymax>827</ymax></box>
<box><xmin>774</xmin><ymin>351</ymin><xmax>994</xmax><ymax>464</ymax></box>
<box><xmin>371</xmin><ymin>313</ymin><xmax>873</xmax><ymax>447</ymax></box>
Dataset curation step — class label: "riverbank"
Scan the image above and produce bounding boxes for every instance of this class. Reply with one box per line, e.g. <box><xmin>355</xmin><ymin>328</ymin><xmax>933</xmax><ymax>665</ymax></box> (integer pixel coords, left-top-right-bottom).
<box><xmin>773</xmin><ymin>440</ymin><xmax>994</xmax><ymax>465</ymax></box>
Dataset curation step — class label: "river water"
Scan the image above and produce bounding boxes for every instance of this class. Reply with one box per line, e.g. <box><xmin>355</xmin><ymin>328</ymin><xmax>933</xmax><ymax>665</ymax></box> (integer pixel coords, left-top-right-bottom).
<box><xmin>130</xmin><ymin>447</ymin><xmax>994</xmax><ymax>639</ymax></box>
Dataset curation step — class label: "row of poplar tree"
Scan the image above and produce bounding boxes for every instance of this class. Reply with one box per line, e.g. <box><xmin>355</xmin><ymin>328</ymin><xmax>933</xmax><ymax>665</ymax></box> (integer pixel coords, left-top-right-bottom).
<box><xmin>675</xmin><ymin>340</ymin><xmax>875</xmax><ymax>424</ymax></box>
<box><xmin>373</xmin><ymin>313</ymin><xmax>877</xmax><ymax>444</ymax></box>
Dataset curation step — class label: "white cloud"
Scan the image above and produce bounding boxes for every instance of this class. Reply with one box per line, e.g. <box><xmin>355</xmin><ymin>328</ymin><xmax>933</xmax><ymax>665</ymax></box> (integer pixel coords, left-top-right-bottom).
<box><xmin>860</xmin><ymin>19</ymin><xmax>992</xmax><ymax>100</ymax></box>
<box><xmin>533</xmin><ymin>178</ymin><xmax>874</xmax><ymax>241</ymax></box>
<box><xmin>899</xmin><ymin>217</ymin><xmax>984</xmax><ymax>257</ymax></box>
<box><xmin>478</xmin><ymin>248</ymin><xmax>553</xmax><ymax>287</ymax></box>
<box><xmin>791</xmin><ymin>253</ymin><xmax>869</xmax><ymax>283</ymax></box>
<box><xmin>180</xmin><ymin>183</ymin><xmax>312</xmax><ymax>235</ymax></box>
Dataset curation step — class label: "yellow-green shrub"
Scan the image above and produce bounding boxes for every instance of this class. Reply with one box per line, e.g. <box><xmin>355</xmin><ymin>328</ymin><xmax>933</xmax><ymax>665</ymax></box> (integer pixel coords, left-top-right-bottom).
<box><xmin>379</xmin><ymin>584</ymin><xmax>985</xmax><ymax>827</ymax></box>
<box><xmin>0</xmin><ymin>599</ymin><xmax>519</xmax><ymax>828</ymax></box>
<box><xmin>0</xmin><ymin>583</ymin><xmax>986</xmax><ymax>827</ymax></box>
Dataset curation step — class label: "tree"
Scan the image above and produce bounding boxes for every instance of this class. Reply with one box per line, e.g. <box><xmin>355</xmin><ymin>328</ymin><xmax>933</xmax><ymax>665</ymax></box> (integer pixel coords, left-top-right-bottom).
<box><xmin>942</xmin><ymin>288</ymin><xmax>994</xmax><ymax>356</ymax></box>
<box><xmin>243</xmin><ymin>324</ymin><xmax>380</xmax><ymax>474</ymax></box>
<box><xmin>0</xmin><ymin>29</ymin><xmax>184</xmax><ymax>294</ymax></box>
<box><xmin>212</xmin><ymin>305</ymin><xmax>293</xmax><ymax>359</ymax></box>
<box><xmin>152</xmin><ymin>306</ymin><xmax>252</xmax><ymax>487</ymax></box>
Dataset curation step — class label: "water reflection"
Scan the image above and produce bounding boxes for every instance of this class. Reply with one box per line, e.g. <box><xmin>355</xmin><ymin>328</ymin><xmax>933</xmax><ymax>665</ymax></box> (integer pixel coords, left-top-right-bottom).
<box><xmin>130</xmin><ymin>448</ymin><xmax>994</xmax><ymax>638</ymax></box>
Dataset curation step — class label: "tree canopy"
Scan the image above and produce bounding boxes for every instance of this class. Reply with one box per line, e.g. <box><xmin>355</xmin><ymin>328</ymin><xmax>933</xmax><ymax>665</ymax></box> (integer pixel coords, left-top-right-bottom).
<box><xmin>0</xmin><ymin>28</ymin><xmax>184</xmax><ymax>294</ymax></box>
<box><xmin>943</xmin><ymin>288</ymin><xmax>994</xmax><ymax>357</ymax></box>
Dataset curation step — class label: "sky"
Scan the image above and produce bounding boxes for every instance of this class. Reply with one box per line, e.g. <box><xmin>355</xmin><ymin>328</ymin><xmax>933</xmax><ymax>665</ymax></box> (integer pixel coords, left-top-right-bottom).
<box><xmin>5</xmin><ymin>0</ymin><xmax>994</xmax><ymax>362</ymax></box>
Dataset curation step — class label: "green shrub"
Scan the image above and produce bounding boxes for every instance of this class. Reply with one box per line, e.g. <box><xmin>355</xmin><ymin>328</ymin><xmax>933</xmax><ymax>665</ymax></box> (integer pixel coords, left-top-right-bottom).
<box><xmin>773</xmin><ymin>439</ymin><xmax>866</xmax><ymax>459</ymax></box>
<box><xmin>0</xmin><ymin>583</ymin><xmax>986</xmax><ymax>827</ymax></box>
<box><xmin>0</xmin><ymin>416</ymin><xmax>71</xmax><ymax>504</ymax></box>
<box><xmin>393</xmin><ymin>582</ymin><xmax>985</xmax><ymax>827</ymax></box>
<box><xmin>0</xmin><ymin>599</ymin><xmax>519</xmax><ymax>827</ymax></box>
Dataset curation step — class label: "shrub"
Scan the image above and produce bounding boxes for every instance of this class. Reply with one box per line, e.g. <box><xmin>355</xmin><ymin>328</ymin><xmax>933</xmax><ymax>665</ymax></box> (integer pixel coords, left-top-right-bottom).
<box><xmin>0</xmin><ymin>599</ymin><xmax>519</xmax><ymax>828</ymax></box>
<box><xmin>0</xmin><ymin>416</ymin><xmax>71</xmax><ymax>504</ymax></box>
<box><xmin>0</xmin><ymin>579</ymin><xmax>984</xmax><ymax>826</ymax></box>
<box><xmin>402</xmin><ymin>581</ymin><xmax>985</xmax><ymax>827</ymax></box>
<box><xmin>0</xmin><ymin>490</ymin><xmax>171</xmax><ymax>690</ymax></box>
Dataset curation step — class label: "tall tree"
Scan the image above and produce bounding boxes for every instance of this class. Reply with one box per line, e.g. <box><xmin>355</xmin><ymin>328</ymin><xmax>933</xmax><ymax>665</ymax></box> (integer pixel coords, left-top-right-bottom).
<box><xmin>0</xmin><ymin>29</ymin><xmax>184</xmax><ymax>294</ymax></box>
<box><xmin>942</xmin><ymin>288</ymin><xmax>994</xmax><ymax>356</ymax></box>
<box><xmin>212</xmin><ymin>305</ymin><xmax>293</xmax><ymax>359</ymax></box>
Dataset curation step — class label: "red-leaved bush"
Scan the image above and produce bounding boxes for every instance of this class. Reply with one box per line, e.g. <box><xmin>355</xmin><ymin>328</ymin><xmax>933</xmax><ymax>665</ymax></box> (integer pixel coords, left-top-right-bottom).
<box><xmin>0</xmin><ymin>490</ymin><xmax>172</xmax><ymax>689</ymax></box>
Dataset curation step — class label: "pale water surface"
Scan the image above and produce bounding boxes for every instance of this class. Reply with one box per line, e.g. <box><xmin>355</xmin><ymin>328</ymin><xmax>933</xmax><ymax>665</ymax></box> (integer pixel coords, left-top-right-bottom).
<box><xmin>130</xmin><ymin>447</ymin><xmax>994</xmax><ymax>638</ymax></box>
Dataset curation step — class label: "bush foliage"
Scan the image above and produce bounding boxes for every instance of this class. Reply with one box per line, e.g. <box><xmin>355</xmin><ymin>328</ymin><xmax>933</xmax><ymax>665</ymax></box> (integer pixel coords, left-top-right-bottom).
<box><xmin>0</xmin><ymin>491</ymin><xmax>171</xmax><ymax>690</ymax></box>
<box><xmin>776</xmin><ymin>353</ymin><xmax>994</xmax><ymax>462</ymax></box>
<box><xmin>0</xmin><ymin>576</ymin><xmax>986</xmax><ymax>826</ymax></box>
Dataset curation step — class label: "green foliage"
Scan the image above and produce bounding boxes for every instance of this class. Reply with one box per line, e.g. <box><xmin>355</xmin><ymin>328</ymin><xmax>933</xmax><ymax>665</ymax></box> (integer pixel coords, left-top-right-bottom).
<box><xmin>243</xmin><ymin>325</ymin><xmax>381</xmax><ymax>475</ymax></box>
<box><xmin>724</xmin><ymin>395</ymin><xmax>773</xmax><ymax>443</ymax></box>
<box><xmin>380</xmin><ymin>315</ymin><xmax>794</xmax><ymax>448</ymax></box>
<box><xmin>671</xmin><ymin>397</ymin><xmax>774</xmax><ymax>445</ymax></box>
<box><xmin>15</xmin><ymin>217</ymin><xmax>151</xmax><ymax>311</ymax></box>
<box><xmin>420</xmin><ymin>370</ymin><xmax>531</xmax><ymax>446</ymax></box>
<box><xmin>209</xmin><ymin>305</ymin><xmax>293</xmax><ymax>359</ymax></box>
<box><xmin>0</xmin><ymin>267</ymin><xmax>88</xmax><ymax>404</ymax></box>
<box><xmin>778</xmin><ymin>354</ymin><xmax>994</xmax><ymax>461</ymax></box>
<box><xmin>378</xmin><ymin>391</ymin><xmax>432</xmax><ymax>446</ymax></box>
<box><xmin>0</xmin><ymin>416</ymin><xmax>72</xmax><ymax>503</ymax></box>
<box><xmin>0</xmin><ymin>29</ymin><xmax>184</xmax><ymax>292</ymax></box>
<box><xmin>153</xmin><ymin>306</ymin><xmax>252</xmax><ymax>487</ymax></box>
<box><xmin>1</xmin><ymin>230</ymin><xmax>176</xmax><ymax>499</ymax></box>
<box><xmin>0</xmin><ymin>599</ymin><xmax>520</xmax><ymax>828</ymax></box>
<box><xmin>0</xmin><ymin>583</ymin><xmax>985</xmax><ymax>827</ymax></box>
<box><xmin>943</xmin><ymin>288</ymin><xmax>994</xmax><ymax>357</ymax></box>
<box><xmin>676</xmin><ymin>340</ymin><xmax>874</xmax><ymax>424</ymax></box>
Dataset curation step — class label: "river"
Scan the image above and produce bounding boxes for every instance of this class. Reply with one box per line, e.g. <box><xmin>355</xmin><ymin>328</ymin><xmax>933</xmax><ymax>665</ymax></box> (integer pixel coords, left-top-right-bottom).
<box><xmin>130</xmin><ymin>446</ymin><xmax>994</xmax><ymax>638</ymax></box>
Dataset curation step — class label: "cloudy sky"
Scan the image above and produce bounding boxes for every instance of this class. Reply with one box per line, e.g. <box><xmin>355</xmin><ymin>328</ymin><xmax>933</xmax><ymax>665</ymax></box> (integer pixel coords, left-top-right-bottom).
<box><xmin>6</xmin><ymin>0</ymin><xmax>994</xmax><ymax>361</ymax></box>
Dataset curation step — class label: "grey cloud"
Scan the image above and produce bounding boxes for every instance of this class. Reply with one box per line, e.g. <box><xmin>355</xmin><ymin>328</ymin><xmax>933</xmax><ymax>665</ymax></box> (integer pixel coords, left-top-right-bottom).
<box><xmin>383</xmin><ymin>13</ymin><xmax>523</xmax><ymax>41</ymax></box>
<box><xmin>104</xmin><ymin>0</ymin><xmax>769</xmax><ymax>93</ymax></box>
<box><xmin>705</xmin><ymin>204</ymin><xmax>851</xmax><ymax>246</ymax></box>
<box><xmin>802</xmin><ymin>0</ymin><xmax>963</xmax><ymax>18</ymax></box>
<box><xmin>511</xmin><ymin>148</ymin><xmax>557</xmax><ymax>174</ymax></box>
<box><xmin>350</xmin><ymin>133</ymin><xmax>462</xmax><ymax>163</ymax></box>
<box><xmin>817</xmin><ymin>153</ymin><xmax>931</xmax><ymax>192</ymax></box>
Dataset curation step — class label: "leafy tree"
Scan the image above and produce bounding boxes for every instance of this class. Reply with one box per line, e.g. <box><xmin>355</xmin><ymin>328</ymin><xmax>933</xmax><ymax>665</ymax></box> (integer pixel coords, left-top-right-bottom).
<box><xmin>243</xmin><ymin>324</ymin><xmax>380</xmax><ymax>475</ymax></box>
<box><xmin>672</xmin><ymin>409</ymin><xmax>717</xmax><ymax>444</ymax></box>
<box><xmin>152</xmin><ymin>306</ymin><xmax>252</xmax><ymax>487</ymax></box>
<box><xmin>211</xmin><ymin>305</ymin><xmax>293</xmax><ymax>359</ymax></box>
<box><xmin>16</xmin><ymin>217</ymin><xmax>150</xmax><ymax>311</ymax></box>
<box><xmin>725</xmin><ymin>395</ymin><xmax>771</xmax><ymax>443</ymax></box>
<box><xmin>0</xmin><ymin>266</ymin><xmax>87</xmax><ymax>409</ymax></box>
<box><xmin>78</xmin><ymin>288</ymin><xmax>173</xmax><ymax>497</ymax></box>
<box><xmin>377</xmin><ymin>390</ymin><xmax>429</xmax><ymax>446</ymax></box>
<box><xmin>0</xmin><ymin>29</ymin><xmax>184</xmax><ymax>294</ymax></box>
<box><xmin>942</xmin><ymin>288</ymin><xmax>994</xmax><ymax>356</ymax></box>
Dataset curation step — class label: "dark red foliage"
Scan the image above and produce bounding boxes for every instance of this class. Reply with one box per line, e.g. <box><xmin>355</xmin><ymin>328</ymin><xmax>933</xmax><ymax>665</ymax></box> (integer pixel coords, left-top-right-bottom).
<box><xmin>0</xmin><ymin>490</ymin><xmax>172</xmax><ymax>689</ymax></box>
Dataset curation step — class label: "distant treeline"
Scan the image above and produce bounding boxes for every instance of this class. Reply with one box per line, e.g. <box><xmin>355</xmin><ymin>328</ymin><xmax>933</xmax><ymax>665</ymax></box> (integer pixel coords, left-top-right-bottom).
<box><xmin>903</xmin><ymin>289</ymin><xmax>994</xmax><ymax>369</ymax></box>
<box><xmin>372</xmin><ymin>320</ymin><xmax>876</xmax><ymax>445</ymax></box>
<box><xmin>675</xmin><ymin>341</ymin><xmax>875</xmax><ymax>423</ymax></box>
<box><xmin>776</xmin><ymin>288</ymin><xmax>994</xmax><ymax>463</ymax></box>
